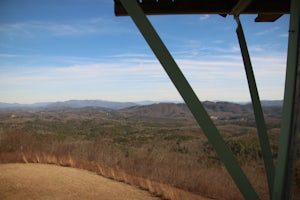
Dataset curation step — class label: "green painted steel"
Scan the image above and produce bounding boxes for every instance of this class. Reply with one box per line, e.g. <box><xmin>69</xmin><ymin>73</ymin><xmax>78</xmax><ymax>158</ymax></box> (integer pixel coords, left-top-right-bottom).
<box><xmin>118</xmin><ymin>0</ymin><xmax>259</xmax><ymax>199</ymax></box>
<box><xmin>272</xmin><ymin>0</ymin><xmax>300</xmax><ymax>198</ymax></box>
<box><xmin>235</xmin><ymin>16</ymin><xmax>275</xmax><ymax>198</ymax></box>
<box><xmin>230</xmin><ymin>0</ymin><xmax>252</xmax><ymax>15</ymax></box>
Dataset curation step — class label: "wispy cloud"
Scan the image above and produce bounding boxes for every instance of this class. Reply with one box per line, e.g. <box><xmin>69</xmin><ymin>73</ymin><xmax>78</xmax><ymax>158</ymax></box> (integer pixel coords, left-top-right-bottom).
<box><xmin>0</xmin><ymin>17</ymin><xmax>133</xmax><ymax>39</ymax></box>
<box><xmin>173</xmin><ymin>44</ymin><xmax>241</xmax><ymax>58</ymax></box>
<box><xmin>279</xmin><ymin>33</ymin><xmax>288</xmax><ymax>38</ymax></box>
<box><xmin>212</xmin><ymin>40</ymin><xmax>224</xmax><ymax>44</ymax></box>
<box><xmin>0</xmin><ymin>52</ymin><xmax>286</xmax><ymax>103</ymax></box>
<box><xmin>0</xmin><ymin>53</ymin><xmax>20</xmax><ymax>58</ymax></box>
<box><xmin>199</xmin><ymin>14</ymin><xmax>210</xmax><ymax>21</ymax></box>
<box><xmin>255</xmin><ymin>26</ymin><xmax>280</xmax><ymax>36</ymax></box>
<box><xmin>108</xmin><ymin>53</ymin><xmax>151</xmax><ymax>58</ymax></box>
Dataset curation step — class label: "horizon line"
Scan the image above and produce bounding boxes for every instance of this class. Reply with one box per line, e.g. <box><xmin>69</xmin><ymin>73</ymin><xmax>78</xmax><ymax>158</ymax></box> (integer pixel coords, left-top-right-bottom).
<box><xmin>0</xmin><ymin>98</ymin><xmax>283</xmax><ymax>105</ymax></box>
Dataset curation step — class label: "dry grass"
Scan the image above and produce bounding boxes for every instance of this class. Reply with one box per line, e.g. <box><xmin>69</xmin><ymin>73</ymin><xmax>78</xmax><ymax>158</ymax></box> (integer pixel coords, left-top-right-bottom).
<box><xmin>0</xmin><ymin>134</ymin><xmax>255</xmax><ymax>200</ymax></box>
<box><xmin>0</xmin><ymin>152</ymin><xmax>209</xmax><ymax>200</ymax></box>
<box><xmin>0</xmin><ymin>163</ymin><xmax>160</xmax><ymax>200</ymax></box>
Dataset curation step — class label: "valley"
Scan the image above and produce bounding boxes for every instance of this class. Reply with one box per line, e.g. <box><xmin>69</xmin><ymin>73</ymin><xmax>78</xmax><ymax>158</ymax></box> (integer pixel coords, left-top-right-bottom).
<box><xmin>0</xmin><ymin>101</ymin><xmax>298</xmax><ymax>200</ymax></box>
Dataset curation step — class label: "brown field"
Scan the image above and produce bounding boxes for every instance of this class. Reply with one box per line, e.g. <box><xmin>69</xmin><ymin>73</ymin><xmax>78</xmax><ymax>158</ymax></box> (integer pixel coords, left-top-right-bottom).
<box><xmin>0</xmin><ymin>103</ymin><xmax>298</xmax><ymax>199</ymax></box>
<box><xmin>0</xmin><ymin>163</ymin><xmax>160</xmax><ymax>200</ymax></box>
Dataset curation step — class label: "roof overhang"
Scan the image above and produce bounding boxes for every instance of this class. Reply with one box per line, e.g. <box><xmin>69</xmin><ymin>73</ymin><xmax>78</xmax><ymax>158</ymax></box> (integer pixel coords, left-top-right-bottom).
<box><xmin>114</xmin><ymin>0</ymin><xmax>290</xmax><ymax>22</ymax></box>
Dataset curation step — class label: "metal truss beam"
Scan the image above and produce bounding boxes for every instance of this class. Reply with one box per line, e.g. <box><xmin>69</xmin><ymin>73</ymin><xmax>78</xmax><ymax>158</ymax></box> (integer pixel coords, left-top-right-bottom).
<box><xmin>231</xmin><ymin>0</ymin><xmax>252</xmax><ymax>16</ymax></box>
<box><xmin>235</xmin><ymin>16</ymin><xmax>275</xmax><ymax>198</ymax></box>
<box><xmin>272</xmin><ymin>0</ymin><xmax>300</xmax><ymax>198</ymax></box>
<box><xmin>118</xmin><ymin>0</ymin><xmax>259</xmax><ymax>199</ymax></box>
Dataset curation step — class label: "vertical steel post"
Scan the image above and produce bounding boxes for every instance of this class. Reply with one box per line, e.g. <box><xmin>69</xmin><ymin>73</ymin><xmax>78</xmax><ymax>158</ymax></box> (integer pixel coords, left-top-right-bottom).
<box><xmin>272</xmin><ymin>0</ymin><xmax>300</xmax><ymax>198</ymax></box>
<box><xmin>118</xmin><ymin>0</ymin><xmax>259</xmax><ymax>199</ymax></box>
<box><xmin>235</xmin><ymin>16</ymin><xmax>275</xmax><ymax>198</ymax></box>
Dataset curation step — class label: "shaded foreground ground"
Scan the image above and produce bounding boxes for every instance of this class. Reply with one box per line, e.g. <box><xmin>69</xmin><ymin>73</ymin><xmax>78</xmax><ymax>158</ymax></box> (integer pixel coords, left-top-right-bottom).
<box><xmin>0</xmin><ymin>163</ymin><xmax>160</xmax><ymax>200</ymax></box>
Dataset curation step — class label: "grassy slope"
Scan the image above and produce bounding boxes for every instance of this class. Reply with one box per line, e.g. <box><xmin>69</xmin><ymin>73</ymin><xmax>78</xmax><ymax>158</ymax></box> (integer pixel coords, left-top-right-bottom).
<box><xmin>0</xmin><ymin>163</ymin><xmax>160</xmax><ymax>200</ymax></box>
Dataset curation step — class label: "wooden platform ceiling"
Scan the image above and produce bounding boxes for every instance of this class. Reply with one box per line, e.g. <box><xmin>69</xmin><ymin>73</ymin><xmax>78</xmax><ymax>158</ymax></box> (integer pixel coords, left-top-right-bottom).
<box><xmin>114</xmin><ymin>0</ymin><xmax>290</xmax><ymax>22</ymax></box>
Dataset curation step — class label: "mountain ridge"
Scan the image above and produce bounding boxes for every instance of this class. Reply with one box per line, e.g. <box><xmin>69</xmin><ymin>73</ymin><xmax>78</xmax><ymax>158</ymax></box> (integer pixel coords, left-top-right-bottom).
<box><xmin>0</xmin><ymin>100</ymin><xmax>282</xmax><ymax>128</ymax></box>
<box><xmin>0</xmin><ymin>100</ymin><xmax>137</xmax><ymax>110</ymax></box>
<box><xmin>0</xmin><ymin>99</ymin><xmax>283</xmax><ymax>110</ymax></box>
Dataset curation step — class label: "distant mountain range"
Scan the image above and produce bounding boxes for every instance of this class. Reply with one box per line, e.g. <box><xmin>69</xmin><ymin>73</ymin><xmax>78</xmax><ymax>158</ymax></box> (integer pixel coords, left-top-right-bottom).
<box><xmin>46</xmin><ymin>100</ymin><xmax>137</xmax><ymax>109</ymax></box>
<box><xmin>257</xmin><ymin>100</ymin><xmax>283</xmax><ymax>107</ymax></box>
<box><xmin>119</xmin><ymin>101</ymin><xmax>282</xmax><ymax>119</ymax></box>
<box><xmin>0</xmin><ymin>99</ymin><xmax>283</xmax><ymax>110</ymax></box>
<box><xmin>117</xmin><ymin>101</ymin><xmax>282</xmax><ymax>128</ymax></box>
<box><xmin>0</xmin><ymin>100</ymin><xmax>137</xmax><ymax>110</ymax></box>
<box><xmin>0</xmin><ymin>100</ymin><xmax>282</xmax><ymax>128</ymax></box>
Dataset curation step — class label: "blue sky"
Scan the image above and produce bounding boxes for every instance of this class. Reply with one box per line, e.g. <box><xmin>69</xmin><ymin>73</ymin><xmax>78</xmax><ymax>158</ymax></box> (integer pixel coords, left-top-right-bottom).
<box><xmin>0</xmin><ymin>0</ymin><xmax>289</xmax><ymax>103</ymax></box>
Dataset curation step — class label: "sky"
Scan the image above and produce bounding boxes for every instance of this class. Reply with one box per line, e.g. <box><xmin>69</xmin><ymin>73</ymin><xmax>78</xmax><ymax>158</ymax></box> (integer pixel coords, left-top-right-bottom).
<box><xmin>0</xmin><ymin>0</ymin><xmax>290</xmax><ymax>104</ymax></box>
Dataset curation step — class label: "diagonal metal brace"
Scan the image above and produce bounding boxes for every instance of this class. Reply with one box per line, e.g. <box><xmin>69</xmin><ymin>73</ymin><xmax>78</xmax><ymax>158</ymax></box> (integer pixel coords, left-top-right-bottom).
<box><xmin>272</xmin><ymin>0</ymin><xmax>300</xmax><ymax>198</ymax></box>
<box><xmin>118</xmin><ymin>0</ymin><xmax>259</xmax><ymax>199</ymax></box>
<box><xmin>235</xmin><ymin>15</ymin><xmax>275</xmax><ymax>198</ymax></box>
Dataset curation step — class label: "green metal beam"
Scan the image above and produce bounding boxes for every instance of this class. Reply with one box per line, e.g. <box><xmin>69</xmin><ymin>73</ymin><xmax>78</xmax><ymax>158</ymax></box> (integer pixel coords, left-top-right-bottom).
<box><xmin>272</xmin><ymin>0</ymin><xmax>300</xmax><ymax>198</ymax></box>
<box><xmin>230</xmin><ymin>0</ymin><xmax>252</xmax><ymax>15</ymax></box>
<box><xmin>118</xmin><ymin>0</ymin><xmax>259</xmax><ymax>199</ymax></box>
<box><xmin>235</xmin><ymin>16</ymin><xmax>275</xmax><ymax>198</ymax></box>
